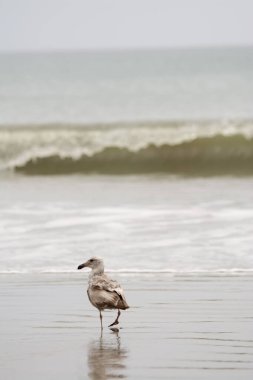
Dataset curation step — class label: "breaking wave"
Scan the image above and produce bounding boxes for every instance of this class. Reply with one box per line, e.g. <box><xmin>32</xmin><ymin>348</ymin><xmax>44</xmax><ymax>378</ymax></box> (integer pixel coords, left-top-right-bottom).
<box><xmin>1</xmin><ymin>119</ymin><xmax>253</xmax><ymax>175</ymax></box>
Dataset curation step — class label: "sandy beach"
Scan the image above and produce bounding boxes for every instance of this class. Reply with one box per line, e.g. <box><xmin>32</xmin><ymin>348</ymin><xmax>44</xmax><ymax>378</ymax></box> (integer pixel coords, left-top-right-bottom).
<box><xmin>1</xmin><ymin>273</ymin><xmax>252</xmax><ymax>379</ymax></box>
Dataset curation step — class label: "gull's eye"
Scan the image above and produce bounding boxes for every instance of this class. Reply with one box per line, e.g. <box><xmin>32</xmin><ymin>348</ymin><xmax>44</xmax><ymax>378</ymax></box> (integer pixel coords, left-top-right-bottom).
<box><xmin>90</xmin><ymin>259</ymin><xmax>94</xmax><ymax>262</ymax></box>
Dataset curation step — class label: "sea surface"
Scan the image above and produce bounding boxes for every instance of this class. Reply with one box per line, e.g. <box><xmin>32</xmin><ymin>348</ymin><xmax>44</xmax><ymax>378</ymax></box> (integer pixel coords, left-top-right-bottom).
<box><xmin>0</xmin><ymin>47</ymin><xmax>253</xmax><ymax>273</ymax></box>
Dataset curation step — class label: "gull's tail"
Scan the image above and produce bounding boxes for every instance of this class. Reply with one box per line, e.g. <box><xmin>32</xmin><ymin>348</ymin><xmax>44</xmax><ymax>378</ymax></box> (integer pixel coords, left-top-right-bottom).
<box><xmin>118</xmin><ymin>293</ymin><xmax>130</xmax><ymax>310</ymax></box>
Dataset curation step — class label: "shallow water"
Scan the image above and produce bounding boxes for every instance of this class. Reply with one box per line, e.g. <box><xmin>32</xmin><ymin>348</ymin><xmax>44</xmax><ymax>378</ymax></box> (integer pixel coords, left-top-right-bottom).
<box><xmin>0</xmin><ymin>273</ymin><xmax>252</xmax><ymax>380</ymax></box>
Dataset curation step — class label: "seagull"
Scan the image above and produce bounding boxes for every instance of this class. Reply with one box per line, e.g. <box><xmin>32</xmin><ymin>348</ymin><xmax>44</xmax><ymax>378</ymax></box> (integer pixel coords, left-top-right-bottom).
<box><xmin>77</xmin><ymin>257</ymin><xmax>129</xmax><ymax>329</ymax></box>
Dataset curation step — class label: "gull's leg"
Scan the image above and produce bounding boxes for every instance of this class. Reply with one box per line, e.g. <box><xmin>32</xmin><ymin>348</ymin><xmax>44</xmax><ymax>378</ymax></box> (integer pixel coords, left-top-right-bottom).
<box><xmin>99</xmin><ymin>310</ymin><xmax>103</xmax><ymax>330</ymax></box>
<box><xmin>108</xmin><ymin>309</ymin><xmax>121</xmax><ymax>327</ymax></box>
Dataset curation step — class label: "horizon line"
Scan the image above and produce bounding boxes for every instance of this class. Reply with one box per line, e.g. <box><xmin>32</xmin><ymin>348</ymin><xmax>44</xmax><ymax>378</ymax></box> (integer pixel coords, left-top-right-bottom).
<box><xmin>0</xmin><ymin>43</ymin><xmax>253</xmax><ymax>55</ymax></box>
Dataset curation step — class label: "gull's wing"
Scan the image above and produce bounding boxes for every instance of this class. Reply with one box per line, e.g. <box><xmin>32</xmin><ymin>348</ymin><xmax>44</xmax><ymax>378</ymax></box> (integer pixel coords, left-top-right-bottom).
<box><xmin>90</xmin><ymin>274</ymin><xmax>129</xmax><ymax>309</ymax></box>
<box><xmin>91</xmin><ymin>274</ymin><xmax>120</xmax><ymax>292</ymax></box>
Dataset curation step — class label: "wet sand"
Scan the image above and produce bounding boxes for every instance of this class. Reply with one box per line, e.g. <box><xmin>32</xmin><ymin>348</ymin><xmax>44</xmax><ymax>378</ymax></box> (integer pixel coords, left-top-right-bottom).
<box><xmin>0</xmin><ymin>273</ymin><xmax>253</xmax><ymax>379</ymax></box>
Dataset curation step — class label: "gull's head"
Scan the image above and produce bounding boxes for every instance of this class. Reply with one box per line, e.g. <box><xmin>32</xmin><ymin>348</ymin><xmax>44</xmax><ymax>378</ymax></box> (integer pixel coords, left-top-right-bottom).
<box><xmin>77</xmin><ymin>257</ymin><xmax>104</xmax><ymax>273</ymax></box>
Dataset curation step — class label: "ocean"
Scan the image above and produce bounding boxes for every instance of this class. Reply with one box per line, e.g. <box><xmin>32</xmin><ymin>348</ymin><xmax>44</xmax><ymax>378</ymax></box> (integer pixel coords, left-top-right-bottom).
<box><xmin>0</xmin><ymin>47</ymin><xmax>253</xmax><ymax>273</ymax></box>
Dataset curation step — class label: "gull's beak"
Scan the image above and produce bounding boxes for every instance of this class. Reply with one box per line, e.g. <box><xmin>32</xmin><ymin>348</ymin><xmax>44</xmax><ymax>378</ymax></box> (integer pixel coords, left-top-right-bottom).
<box><xmin>77</xmin><ymin>262</ymin><xmax>87</xmax><ymax>270</ymax></box>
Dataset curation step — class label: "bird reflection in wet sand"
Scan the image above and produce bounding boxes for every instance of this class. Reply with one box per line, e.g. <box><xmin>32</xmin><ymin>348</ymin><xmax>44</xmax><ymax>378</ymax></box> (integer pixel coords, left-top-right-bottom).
<box><xmin>87</xmin><ymin>332</ymin><xmax>128</xmax><ymax>380</ymax></box>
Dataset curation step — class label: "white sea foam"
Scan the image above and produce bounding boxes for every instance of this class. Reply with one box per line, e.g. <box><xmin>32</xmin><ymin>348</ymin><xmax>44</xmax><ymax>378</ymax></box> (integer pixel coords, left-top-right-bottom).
<box><xmin>0</xmin><ymin>176</ymin><xmax>253</xmax><ymax>274</ymax></box>
<box><xmin>1</xmin><ymin>268</ymin><xmax>253</xmax><ymax>275</ymax></box>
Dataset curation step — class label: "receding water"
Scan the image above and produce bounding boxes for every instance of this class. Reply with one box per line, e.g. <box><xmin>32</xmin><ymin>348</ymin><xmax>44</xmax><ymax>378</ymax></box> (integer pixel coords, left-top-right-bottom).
<box><xmin>0</xmin><ymin>175</ymin><xmax>253</xmax><ymax>273</ymax></box>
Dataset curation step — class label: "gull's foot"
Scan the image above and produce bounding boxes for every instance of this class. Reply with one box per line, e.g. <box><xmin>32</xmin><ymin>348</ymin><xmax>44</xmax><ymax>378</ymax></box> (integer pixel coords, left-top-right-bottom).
<box><xmin>108</xmin><ymin>320</ymin><xmax>119</xmax><ymax>327</ymax></box>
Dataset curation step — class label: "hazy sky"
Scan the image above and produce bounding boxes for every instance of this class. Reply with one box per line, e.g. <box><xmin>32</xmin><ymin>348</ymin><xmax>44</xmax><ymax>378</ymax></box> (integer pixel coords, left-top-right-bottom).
<box><xmin>0</xmin><ymin>0</ymin><xmax>252</xmax><ymax>52</ymax></box>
